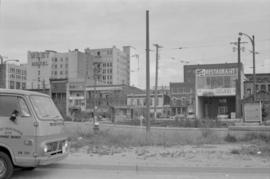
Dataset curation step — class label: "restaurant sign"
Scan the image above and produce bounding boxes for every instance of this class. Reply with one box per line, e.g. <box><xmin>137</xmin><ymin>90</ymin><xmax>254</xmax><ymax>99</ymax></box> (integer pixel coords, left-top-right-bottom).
<box><xmin>196</xmin><ymin>68</ymin><xmax>237</xmax><ymax>77</ymax></box>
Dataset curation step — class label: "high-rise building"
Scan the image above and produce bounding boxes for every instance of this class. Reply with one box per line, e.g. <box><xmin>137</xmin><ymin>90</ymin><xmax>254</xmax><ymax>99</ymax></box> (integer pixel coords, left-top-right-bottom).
<box><xmin>27</xmin><ymin>49</ymin><xmax>94</xmax><ymax>89</ymax></box>
<box><xmin>86</xmin><ymin>46</ymin><xmax>130</xmax><ymax>85</ymax></box>
<box><xmin>27</xmin><ymin>46</ymin><xmax>131</xmax><ymax>90</ymax></box>
<box><xmin>0</xmin><ymin>63</ymin><xmax>27</xmax><ymax>89</ymax></box>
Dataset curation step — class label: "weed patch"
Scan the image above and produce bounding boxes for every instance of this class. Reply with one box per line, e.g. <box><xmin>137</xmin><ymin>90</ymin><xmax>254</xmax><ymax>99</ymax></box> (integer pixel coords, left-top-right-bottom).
<box><xmin>224</xmin><ymin>134</ymin><xmax>237</xmax><ymax>143</ymax></box>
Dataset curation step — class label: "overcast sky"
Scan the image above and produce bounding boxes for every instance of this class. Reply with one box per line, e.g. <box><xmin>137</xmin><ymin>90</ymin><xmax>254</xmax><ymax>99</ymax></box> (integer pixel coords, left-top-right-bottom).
<box><xmin>0</xmin><ymin>0</ymin><xmax>269</xmax><ymax>88</ymax></box>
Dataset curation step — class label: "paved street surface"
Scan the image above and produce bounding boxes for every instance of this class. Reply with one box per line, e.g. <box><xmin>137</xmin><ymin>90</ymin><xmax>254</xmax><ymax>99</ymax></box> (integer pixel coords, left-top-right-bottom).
<box><xmin>13</xmin><ymin>163</ymin><xmax>270</xmax><ymax>179</ymax></box>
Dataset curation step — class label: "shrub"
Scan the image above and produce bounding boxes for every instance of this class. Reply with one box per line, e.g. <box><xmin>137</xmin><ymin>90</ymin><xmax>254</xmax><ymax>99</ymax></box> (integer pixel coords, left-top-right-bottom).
<box><xmin>231</xmin><ymin>149</ymin><xmax>240</xmax><ymax>154</ymax></box>
<box><xmin>239</xmin><ymin>133</ymin><xmax>270</xmax><ymax>143</ymax></box>
<box><xmin>224</xmin><ymin>134</ymin><xmax>237</xmax><ymax>143</ymax></box>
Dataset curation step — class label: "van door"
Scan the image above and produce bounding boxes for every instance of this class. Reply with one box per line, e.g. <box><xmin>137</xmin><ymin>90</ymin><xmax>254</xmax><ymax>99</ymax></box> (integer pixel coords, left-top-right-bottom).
<box><xmin>0</xmin><ymin>95</ymin><xmax>37</xmax><ymax>166</ymax></box>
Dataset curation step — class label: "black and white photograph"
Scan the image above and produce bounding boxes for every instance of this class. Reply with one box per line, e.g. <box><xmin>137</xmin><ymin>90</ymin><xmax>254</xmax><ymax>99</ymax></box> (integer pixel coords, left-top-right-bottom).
<box><xmin>0</xmin><ymin>0</ymin><xmax>270</xmax><ymax>178</ymax></box>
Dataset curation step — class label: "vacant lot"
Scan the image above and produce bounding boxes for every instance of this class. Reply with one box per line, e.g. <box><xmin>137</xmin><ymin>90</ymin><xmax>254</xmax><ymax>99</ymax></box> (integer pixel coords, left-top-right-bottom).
<box><xmin>64</xmin><ymin>122</ymin><xmax>270</xmax><ymax>168</ymax></box>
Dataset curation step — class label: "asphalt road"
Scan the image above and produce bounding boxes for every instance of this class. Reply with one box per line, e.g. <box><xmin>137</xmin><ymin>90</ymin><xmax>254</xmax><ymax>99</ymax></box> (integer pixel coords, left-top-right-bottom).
<box><xmin>12</xmin><ymin>163</ymin><xmax>270</xmax><ymax>179</ymax></box>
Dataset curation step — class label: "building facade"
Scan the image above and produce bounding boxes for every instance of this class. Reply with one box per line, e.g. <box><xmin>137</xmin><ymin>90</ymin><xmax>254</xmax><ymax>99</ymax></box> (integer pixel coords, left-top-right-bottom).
<box><xmin>169</xmin><ymin>82</ymin><xmax>194</xmax><ymax>116</ymax></box>
<box><xmin>183</xmin><ymin>63</ymin><xmax>244</xmax><ymax>119</ymax></box>
<box><xmin>27</xmin><ymin>49</ymin><xmax>94</xmax><ymax>90</ymax></box>
<box><xmin>127</xmin><ymin>93</ymin><xmax>170</xmax><ymax>119</ymax></box>
<box><xmin>0</xmin><ymin>63</ymin><xmax>27</xmax><ymax>89</ymax></box>
<box><xmin>27</xmin><ymin>46</ymin><xmax>130</xmax><ymax>90</ymax></box>
<box><xmin>244</xmin><ymin>73</ymin><xmax>270</xmax><ymax>98</ymax></box>
<box><xmin>27</xmin><ymin>50</ymin><xmax>55</xmax><ymax>89</ymax></box>
<box><xmin>86</xmin><ymin>46</ymin><xmax>130</xmax><ymax>85</ymax></box>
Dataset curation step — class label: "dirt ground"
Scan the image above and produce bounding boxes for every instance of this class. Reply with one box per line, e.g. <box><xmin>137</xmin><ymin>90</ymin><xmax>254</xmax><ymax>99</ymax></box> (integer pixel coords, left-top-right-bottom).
<box><xmin>67</xmin><ymin>143</ymin><xmax>270</xmax><ymax>168</ymax></box>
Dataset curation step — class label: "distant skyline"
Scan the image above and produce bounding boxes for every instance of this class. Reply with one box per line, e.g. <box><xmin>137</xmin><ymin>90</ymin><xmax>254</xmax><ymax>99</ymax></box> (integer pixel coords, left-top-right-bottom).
<box><xmin>0</xmin><ymin>0</ymin><xmax>269</xmax><ymax>88</ymax></box>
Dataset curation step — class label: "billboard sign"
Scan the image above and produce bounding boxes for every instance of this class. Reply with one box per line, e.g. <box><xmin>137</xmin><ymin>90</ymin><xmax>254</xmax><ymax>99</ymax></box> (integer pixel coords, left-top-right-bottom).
<box><xmin>195</xmin><ymin>68</ymin><xmax>237</xmax><ymax>97</ymax></box>
<box><xmin>197</xmin><ymin>88</ymin><xmax>235</xmax><ymax>96</ymax></box>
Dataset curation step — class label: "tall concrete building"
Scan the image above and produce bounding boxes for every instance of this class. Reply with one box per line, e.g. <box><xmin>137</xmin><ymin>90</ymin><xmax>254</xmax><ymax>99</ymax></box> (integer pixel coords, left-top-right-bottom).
<box><xmin>86</xmin><ymin>46</ymin><xmax>130</xmax><ymax>85</ymax></box>
<box><xmin>27</xmin><ymin>49</ymin><xmax>94</xmax><ymax>89</ymax></box>
<box><xmin>0</xmin><ymin>63</ymin><xmax>27</xmax><ymax>89</ymax></box>
<box><xmin>27</xmin><ymin>46</ymin><xmax>131</xmax><ymax>90</ymax></box>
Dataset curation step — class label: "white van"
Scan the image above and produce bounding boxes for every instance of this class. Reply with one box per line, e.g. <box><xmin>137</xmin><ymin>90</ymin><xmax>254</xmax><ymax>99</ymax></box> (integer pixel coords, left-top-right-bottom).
<box><xmin>0</xmin><ymin>89</ymin><xmax>69</xmax><ymax>179</ymax></box>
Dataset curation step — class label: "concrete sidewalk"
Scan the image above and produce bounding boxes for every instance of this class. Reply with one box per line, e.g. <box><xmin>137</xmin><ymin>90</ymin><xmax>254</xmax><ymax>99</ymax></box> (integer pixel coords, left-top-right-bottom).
<box><xmin>45</xmin><ymin>156</ymin><xmax>270</xmax><ymax>174</ymax></box>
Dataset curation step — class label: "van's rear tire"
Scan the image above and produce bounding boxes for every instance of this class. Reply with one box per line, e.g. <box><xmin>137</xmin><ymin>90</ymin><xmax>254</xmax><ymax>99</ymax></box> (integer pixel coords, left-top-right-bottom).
<box><xmin>0</xmin><ymin>151</ymin><xmax>14</xmax><ymax>179</ymax></box>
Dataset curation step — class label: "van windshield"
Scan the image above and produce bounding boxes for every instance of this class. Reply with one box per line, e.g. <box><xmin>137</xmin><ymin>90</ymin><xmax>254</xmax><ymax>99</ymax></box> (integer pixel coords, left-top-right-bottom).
<box><xmin>30</xmin><ymin>95</ymin><xmax>62</xmax><ymax>120</ymax></box>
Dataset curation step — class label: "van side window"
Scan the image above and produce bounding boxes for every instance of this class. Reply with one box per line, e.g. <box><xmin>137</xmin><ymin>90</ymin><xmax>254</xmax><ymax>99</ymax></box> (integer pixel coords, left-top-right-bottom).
<box><xmin>18</xmin><ymin>98</ymin><xmax>31</xmax><ymax>117</ymax></box>
<box><xmin>0</xmin><ymin>96</ymin><xmax>19</xmax><ymax>117</ymax></box>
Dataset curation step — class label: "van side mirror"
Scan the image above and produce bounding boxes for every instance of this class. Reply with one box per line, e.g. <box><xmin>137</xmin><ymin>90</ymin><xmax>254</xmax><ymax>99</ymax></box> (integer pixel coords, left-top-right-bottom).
<box><xmin>10</xmin><ymin>110</ymin><xmax>19</xmax><ymax>122</ymax></box>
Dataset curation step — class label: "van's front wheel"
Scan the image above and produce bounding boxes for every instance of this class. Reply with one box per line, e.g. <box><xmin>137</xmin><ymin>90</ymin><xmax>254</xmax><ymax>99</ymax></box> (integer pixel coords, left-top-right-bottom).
<box><xmin>21</xmin><ymin>167</ymin><xmax>36</xmax><ymax>171</ymax></box>
<box><xmin>0</xmin><ymin>151</ymin><xmax>14</xmax><ymax>179</ymax></box>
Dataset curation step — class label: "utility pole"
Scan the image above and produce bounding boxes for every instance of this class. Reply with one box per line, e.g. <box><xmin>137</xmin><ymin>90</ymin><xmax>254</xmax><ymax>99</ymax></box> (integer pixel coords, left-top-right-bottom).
<box><xmin>230</xmin><ymin>38</ymin><xmax>247</xmax><ymax>119</ymax></box>
<box><xmin>93</xmin><ymin>62</ymin><xmax>100</xmax><ymax>125</ymax></box>
<box><xmin>153</xmin><ymin>44</ymin><xmax>162</xmax><ymax>120</ymax></box>
<box><xmin>146</xmin><ymin>10</ymin><xmax>150</xmax><ymax>134</ymax></box>
<box><xmin>239</xmin><ymin>33</ymin><xmax>256</xmax><ymax>102</ymax></box>
<box><xmin>236</xmin><ymin>37</ymin><xmax>242</xmax><ymax>119</ymax></box>
<box><xmin>252</xmin><ymin>35</ymin><xmax>256</xmax><ymax>102</ymax></box>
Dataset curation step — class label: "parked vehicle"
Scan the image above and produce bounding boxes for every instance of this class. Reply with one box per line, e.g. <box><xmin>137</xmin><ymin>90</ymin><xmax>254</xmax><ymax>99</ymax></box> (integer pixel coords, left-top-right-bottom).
<box><xmin>187</xmin><ymin>112</ymin><xmax>196</xmax><ymax>119</ymax></box>
<box><xmin>0</xmin><ymin>89</ymin><xmax>69</xmax><ymax>179</ymax></box>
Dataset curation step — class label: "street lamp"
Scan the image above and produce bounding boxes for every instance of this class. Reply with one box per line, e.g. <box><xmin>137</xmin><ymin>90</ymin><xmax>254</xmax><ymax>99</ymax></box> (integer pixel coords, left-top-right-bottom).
<box><xmin>239</xmin><ymin>32</ymin><xmax>256</xmax><ymax>102</ymax></box>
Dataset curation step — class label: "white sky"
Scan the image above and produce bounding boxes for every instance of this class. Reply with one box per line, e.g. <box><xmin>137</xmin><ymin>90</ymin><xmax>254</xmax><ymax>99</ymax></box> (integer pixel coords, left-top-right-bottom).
<box><xmin>0</xmin><ymin>0</ymin><xmax>270</xmax><ymax>88</ymax></box>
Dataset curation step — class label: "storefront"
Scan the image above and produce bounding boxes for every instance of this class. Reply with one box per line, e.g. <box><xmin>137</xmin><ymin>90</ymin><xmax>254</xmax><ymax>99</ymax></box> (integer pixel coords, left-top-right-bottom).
<box><xmin>195</xmin><ymin>65</ymin><xmax>242</xmax><ymax>119</ymax></box>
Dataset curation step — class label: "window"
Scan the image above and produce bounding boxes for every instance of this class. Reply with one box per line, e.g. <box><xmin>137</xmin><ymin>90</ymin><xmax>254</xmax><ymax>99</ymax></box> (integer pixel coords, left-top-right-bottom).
<box><xmin>218</xmin><ymin>106</ymin><xmax>228</xmax><ymax>115</ymax></box>
<box><xmin>18</xmin><ymin>98</ymin><xmax>31</xmax><ymax>117</ymax></box>
<box><xmin>16</xmin><ymin>82</ymin><xmax>20</xmax><ymax>89</ymax></box>
<box><xmin>0</xmin><ymin>96</ymin><xmax>19</xmax><ymax>116</ymax></box>
<box><xmin>224</xmin><ymin>76</ymin><xmax>230</xmax><ymax>88</ymax></box>
<box><xmin>38</xmin><ymin>71</ymin><xmax>40</xmax><ymax>75</ymax></box>
<box><xmin>261</xmin><ymin>84</ymin><xmax>266</xmax><ymax>91</ymax></box>
<box><xmin>30</xmin><ymin>95</ymin><xmax>61</xmax><ymax>120</ymax></box>
<box><xmin>256</xmin><ymin>84</ymin><xmax>259</xmax><ymax>91</ymax></box>
<box><xmin>268</xmin><ymin>84</ymin><xmax>270</xmax><ymax>92</ymax></box>
<box><xmin>10</xmin><ymin>81</ymin><xmax>14</xmax><ymax>89</ymax></box>
<box><xmin>247</xmin><ymin>88</ymin><xmax>251</xmax><ymax>96</ymax></box>
<box><xmin>137</xmin><ymin>99</ymin><xmax>140</xmax><ymax>106</ymax></box>
<box><xmin>22</xmin><ymin>83</ymin><xmax>26</xmax><ymax>89</ymax></box>
<box><xmin>60</xmin><ymin>71</ymin><xmax>63</xmax><ymax>75</ymax></box>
